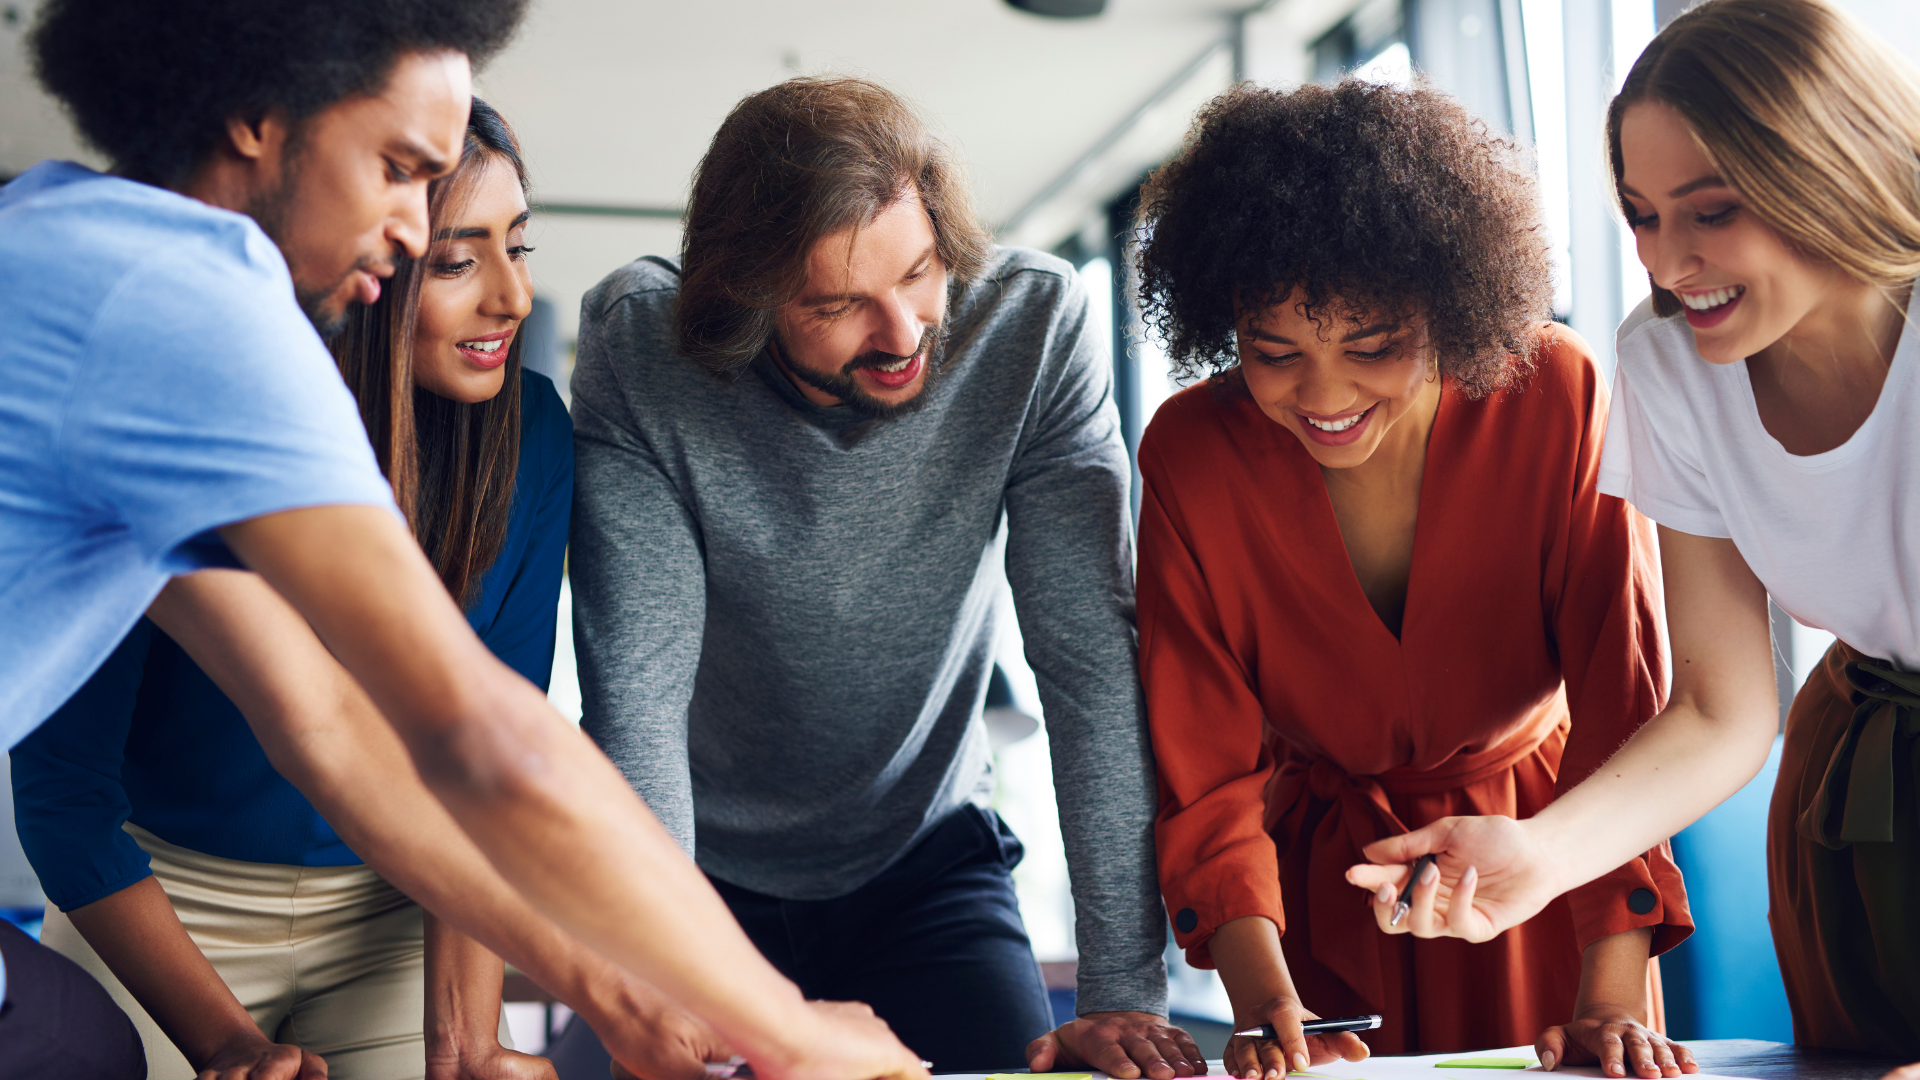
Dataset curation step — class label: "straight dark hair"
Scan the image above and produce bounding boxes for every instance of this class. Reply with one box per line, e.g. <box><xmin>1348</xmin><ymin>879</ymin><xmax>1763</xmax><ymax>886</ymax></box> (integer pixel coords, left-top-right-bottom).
<box><xmin>676</xmin><ymin>76</ymin><xmax>992</xmax><ymax>376</ymax></box>
<box><xmin>332</xmin><ymin>98</ymin><xmax>529</xmax><ymax>607</ymax></box>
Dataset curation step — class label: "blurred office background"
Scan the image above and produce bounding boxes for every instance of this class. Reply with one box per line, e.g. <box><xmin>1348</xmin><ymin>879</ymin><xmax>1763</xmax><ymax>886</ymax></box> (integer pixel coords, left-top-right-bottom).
<box><xmin>4</xmin><ymin>0</ymin><xmax>1918</xmax><ymax>1057</ymax></box>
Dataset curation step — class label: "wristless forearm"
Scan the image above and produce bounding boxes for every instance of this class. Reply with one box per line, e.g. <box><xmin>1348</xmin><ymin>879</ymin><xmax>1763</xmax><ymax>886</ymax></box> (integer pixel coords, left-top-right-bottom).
<box><xmin>1209</xmin><ymin>916</ymin><xmax>1300</xmax><ymax>1022</ymax></box>
<box><xmin>412</xmin><ymin>694</ymin><xmax>811</xmax><ymax>1063</ymax></box>
<box><xmin>1574</xmin><ymin>927</ymin><xmax>1655</xmax><ymax>1023</ymax></box>
<box><xmin>67</xmin><ymin>878</ymin><xmax>264</xmax><ymax>1068</ymax></box>
<box><xmin>423</xmin><ymin>912</ymin><xmax>507</xmax><ymax>1055</ymax></box>
<box><xmin>1526</xmin><ymin>697</ymin><xmax>1774</xmax><ymax>895</ymax></box>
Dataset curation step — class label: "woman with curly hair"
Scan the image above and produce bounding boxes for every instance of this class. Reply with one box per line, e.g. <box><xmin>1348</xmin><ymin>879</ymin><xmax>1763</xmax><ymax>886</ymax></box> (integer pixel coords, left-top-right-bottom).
<box><xmin>1134</xmin><ymin>80</ymin><xmax>1695</xmax><ymax>1075</ymax></box>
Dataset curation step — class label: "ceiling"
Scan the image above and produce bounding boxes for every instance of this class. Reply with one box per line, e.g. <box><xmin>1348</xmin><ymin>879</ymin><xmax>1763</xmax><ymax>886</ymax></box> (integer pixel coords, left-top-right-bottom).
<box><xmin>1</xmin><ymin>0</ymin><xmax>1273</xmax><ymax>339</ymax></box>
<box><xmin>472</xmin><ymin>0</ymin><xmax>1241</xmax><ymax>223</ymax></box>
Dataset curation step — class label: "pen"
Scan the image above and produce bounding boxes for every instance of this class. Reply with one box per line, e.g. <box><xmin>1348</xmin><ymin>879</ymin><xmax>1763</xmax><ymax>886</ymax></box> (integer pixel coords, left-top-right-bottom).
<box><xmin>1389</xmin><ymin>853</ymin><xmax>1439</xmax><ymax>927</ymax></box>
<box><xmin>1233</xmin><ymin>1015</ymin><xmax>1383</xmax><ymax>1038</ymax></box>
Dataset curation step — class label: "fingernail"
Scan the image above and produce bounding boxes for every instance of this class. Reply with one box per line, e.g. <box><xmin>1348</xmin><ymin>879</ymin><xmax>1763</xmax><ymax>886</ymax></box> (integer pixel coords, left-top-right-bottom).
<box><xmin>1421</xmin><ymin>860</ymin><xmax>1439</xmax><ymax>884</ymax></box>
<box><xmin>1542</xmin><ymin>1052</ymin><xmax>1555</xmax><ymax>1071</ymax></box>
<box><xmin>1295</xmin><ymin>1053</ymin><xmax>1310</xmax><ymax>1072</ymax></box>
<box><xmin>1376</xmin><ymin>884</ymin><xmax>1395</xmax><ymax>904</ymax></box>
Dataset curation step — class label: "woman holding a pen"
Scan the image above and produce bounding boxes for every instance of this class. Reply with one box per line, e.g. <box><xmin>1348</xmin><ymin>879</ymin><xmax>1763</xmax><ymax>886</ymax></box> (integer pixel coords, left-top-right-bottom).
<box><xmin>1132</xmin><ymin>80</ymin><xmax>1696</xmax><ymax>1080</ymax></box>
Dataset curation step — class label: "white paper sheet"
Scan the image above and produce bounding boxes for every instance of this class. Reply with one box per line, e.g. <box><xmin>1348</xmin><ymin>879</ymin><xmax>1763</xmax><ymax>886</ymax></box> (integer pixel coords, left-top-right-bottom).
<box><xmin>938</xmin><ymin>1047</ymin><xmax>1758</xmax><ymax>1080</ymax></box>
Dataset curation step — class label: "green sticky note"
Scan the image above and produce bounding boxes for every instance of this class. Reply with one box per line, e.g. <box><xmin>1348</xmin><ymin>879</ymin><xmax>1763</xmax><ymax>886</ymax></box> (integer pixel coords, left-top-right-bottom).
<box><xmin>987</xmin><ymin>1074</ymin><xmax>1091</xmax><ymax>1080</ymax></box>
<box><xmin>1434</xmin><ymin>1058</ymin><xmax>1535</xmax><ymax>1069</ymax></box>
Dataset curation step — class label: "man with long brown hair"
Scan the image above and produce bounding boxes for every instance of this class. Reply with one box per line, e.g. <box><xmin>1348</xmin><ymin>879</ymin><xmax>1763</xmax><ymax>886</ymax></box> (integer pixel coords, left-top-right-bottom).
<box><xmin>572</xmin><ymin>76</ymin><xmax>1196</xmax><ymax>1075</ymax></box>
<box><xmin>3</xmin><ymin>4</ymin><xmax>926</xmax><ymax>1080</ymax></box>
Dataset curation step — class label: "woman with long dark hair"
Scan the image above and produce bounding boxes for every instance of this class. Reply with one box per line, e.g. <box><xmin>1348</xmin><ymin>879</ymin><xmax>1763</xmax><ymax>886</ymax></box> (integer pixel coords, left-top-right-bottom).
<box><xmin>12</xmin><ymin>98</ymin><xmax>571</xmax><ymax>1080</ymax></box>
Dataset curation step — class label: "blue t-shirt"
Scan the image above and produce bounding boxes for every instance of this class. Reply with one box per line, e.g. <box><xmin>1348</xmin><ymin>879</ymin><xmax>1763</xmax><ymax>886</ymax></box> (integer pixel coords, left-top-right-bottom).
<box><xmin>0</xmin><ymin>162</ymin><xmax>397</xmax><ymax>749</ymax></box>
<box><xmin>11</xmin><ymin>370</ymin><xmax>574</xmax><ymax>910</ymax></box>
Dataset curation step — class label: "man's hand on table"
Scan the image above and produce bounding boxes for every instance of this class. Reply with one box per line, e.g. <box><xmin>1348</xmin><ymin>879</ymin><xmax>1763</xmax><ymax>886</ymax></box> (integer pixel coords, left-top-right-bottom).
<box><xmin>1027</xmin><ymin>1011</ymin><xmax>1207</xmax><ymax>1079</ymax></box>
<box><xmin>596</xmin><ymin>999</ymin><xmax>734</xmax><ymax>1080</ymax></box>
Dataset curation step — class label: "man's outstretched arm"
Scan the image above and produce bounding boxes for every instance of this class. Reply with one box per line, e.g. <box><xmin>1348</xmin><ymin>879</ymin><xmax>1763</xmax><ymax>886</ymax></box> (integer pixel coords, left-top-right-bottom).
<box><xmin>149</xmin><ymin>569</ymin><xmax>729</xmax><ymax>1080</ymax></box>
<box><xmin>208</xmin><ymin>504</ymin><xmax>924</xmax><ymax>1080</ymax></box>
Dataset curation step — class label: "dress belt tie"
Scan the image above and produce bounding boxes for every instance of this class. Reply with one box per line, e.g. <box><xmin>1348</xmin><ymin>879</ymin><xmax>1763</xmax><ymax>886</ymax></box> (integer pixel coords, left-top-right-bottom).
<box><xmin>1800</xmin><ymin>658</ymin><xmax>1920</xmax><ymax>848</ymax></box>
<box><xmin>1267</xmin><ymin>711</ymin><xmax>1567</xmax><ymax>1011</ymax></box>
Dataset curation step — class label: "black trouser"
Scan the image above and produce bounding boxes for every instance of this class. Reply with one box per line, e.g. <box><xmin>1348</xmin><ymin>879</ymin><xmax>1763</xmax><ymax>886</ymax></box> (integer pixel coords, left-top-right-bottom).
<box><xmin>550</xmin><ymin>805</ymin><xmax>1055</xmax><ymax>1077</ymax></box>
<box><xmin>0</xmin><ymin>920</ymin><xmax>145</xmax><ymax>1080</ymax></box>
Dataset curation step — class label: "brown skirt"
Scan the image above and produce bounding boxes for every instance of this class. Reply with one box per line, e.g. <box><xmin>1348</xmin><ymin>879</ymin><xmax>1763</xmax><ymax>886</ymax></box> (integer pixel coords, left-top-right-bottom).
<box><xmin>1768</xmin><ymin>638</ymin><xmax>1920</xmax><ymax>1054</ymax></box>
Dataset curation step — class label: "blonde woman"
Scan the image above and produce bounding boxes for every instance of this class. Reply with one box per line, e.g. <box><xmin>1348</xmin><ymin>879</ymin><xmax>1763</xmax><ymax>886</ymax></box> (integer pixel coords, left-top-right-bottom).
<box><xmin>1346</xmin><ymin>0</ymin><xmax>1920</xmax><ymax>1066</ymax></box>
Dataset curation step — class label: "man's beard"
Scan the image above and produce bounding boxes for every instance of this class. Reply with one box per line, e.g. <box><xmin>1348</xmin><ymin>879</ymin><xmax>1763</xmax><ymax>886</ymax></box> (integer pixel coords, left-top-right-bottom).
<box><xmin>292</xmin><ymin>257</ymin><xmax>392</xmax><ymax>341</ymax></box>
<box><xmin>774</xmin><ymin>325</ymin><xmax>948</xmax><ymax>421</ymax></box>
<box><xmin>245</xmin><ymin>159</ymin><xmax>384</xmax><ymax>341</ymax></box>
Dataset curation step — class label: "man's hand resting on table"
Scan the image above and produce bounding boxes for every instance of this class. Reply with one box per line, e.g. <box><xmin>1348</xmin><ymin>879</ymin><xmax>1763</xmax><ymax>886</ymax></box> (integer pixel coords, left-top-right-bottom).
<box><xmin>1027</xmin><ymin>1012</ymin><xmax>1207</xmax><ymax>1079</ymax></box>
<box><xmin>602</xmin><ymin>1000</ymin><xmax>734</xmax><ymax>1080</ymax></box>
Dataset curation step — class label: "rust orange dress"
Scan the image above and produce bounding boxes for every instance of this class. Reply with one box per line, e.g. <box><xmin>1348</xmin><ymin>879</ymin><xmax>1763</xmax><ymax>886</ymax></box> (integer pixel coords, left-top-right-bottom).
<box><xmin>1138</xmin><ymin>328</ymin><xmax>1693</xmax><ymax>1053</ymax></box>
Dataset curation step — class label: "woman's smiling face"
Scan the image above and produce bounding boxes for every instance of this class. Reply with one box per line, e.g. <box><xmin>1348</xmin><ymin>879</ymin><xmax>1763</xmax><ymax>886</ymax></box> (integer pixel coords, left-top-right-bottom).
<box><xmin>413</xmin><ymin>153</ymin><xmax>534</xmax><ymax>404</ymax></box>
<box><xmin>1237</xmin><ymin>291</ymin><xmax>1437</xmax><ymax>469</ymax></box>
<box><xmin>1619</xmin><ymin>100</ymin><xmax>1847</xmax><ymax>366</ymax></box>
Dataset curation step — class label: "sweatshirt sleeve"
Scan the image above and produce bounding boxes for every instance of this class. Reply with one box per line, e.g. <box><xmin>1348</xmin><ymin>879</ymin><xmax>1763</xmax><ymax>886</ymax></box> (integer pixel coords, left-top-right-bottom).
<box><xmin>570</xmin><ymin>290</ymin><xmax>709</xmax><ymax>854</ymax></box>
<box><xmin>1135</xmin><ymin>417</ymin><xmax>1287</xmax><ymax>968</ymax></box>
<box><xmin>1542</xmin><ymin>330</ymin><xmax>1693</xmax><ymax>957</ymax></box>
<box><xmin>10</xmin><ymin>621</ymin><xmax>155</xmax><ymax>911</ymax></box>
<box><xmin>1001</xmin><ymin>266</ymin><xmax>1168</xmax><ymax>1018</ymax></box>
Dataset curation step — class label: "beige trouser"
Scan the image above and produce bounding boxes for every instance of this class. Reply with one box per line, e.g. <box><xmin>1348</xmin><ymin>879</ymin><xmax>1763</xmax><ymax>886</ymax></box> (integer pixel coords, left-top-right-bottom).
<box><xmin>43</xmin><ymin>824</ymin><xmax>509</xmax><ymax>1080</ymax></box>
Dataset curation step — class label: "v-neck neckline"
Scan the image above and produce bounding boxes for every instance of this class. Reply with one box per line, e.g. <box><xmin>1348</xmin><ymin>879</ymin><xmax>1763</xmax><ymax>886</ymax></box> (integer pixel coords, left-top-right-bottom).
<box><xmin>1274</xmin><ymin>382</ymin><xmax>1450</xmax><ymax>650</ymax></box>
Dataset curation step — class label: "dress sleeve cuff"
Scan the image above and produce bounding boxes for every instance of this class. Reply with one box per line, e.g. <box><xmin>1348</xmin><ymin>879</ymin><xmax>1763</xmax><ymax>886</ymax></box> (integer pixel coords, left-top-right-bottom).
<box><xmin>1165</xmin><ymin>869</ymin><xmax>1285</xmax><ymax>969</ymax></box>
<box><xmin>1566</xmin><ymin>840</ymin><xmax>1693</xmax><ymax>958</ymax></box>
<box><xmin>48</xmin><ymin>863</ymin><xmax>154</xmax><ymax>914</ymax></box>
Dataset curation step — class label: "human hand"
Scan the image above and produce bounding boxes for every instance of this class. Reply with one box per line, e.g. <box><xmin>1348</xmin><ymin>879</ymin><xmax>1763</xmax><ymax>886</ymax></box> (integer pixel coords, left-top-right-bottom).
<box><xmin>1346</xmin><ymin>815</ymin><xmax>1562</xmax><ymax>942</ymax></box>
<box><xmin>1221</xmin><ymin>998</ymin><xmax>1368</xmax><ymax>1080</ymax></box>
<box><xmin>425</xmin><ymin>1041</ymin><xmax>557</xmax><ymax>1080</ymax></box>
<box><xmin>751</xmin><ymin>1000</ymin><xmax>928</xmax><ymax>1080</ymax></box>
<box><xmin>1027</xmin><ymin>1011</ymin><xmax>1207</xmax><ymax>1079</ymax></box>
<box><xmin>1879</xmin><ymin>1063</ymin><xmax>1920</xmax><ymax>1080</ymax></box>
<box><xmin>597</xmin><ymin>1000</ymin><xmax>736</xmax><ymax>1080</ymax></box>
<box><xmin>194</xmin><ymin>1032</ymin><xmax>327</xmax><ymax>1080</ymax></box>
<box><xmin>1537</xmin><ymin>1008</ymin><xmax>1696</xmax><ymax>1079</ymax></box>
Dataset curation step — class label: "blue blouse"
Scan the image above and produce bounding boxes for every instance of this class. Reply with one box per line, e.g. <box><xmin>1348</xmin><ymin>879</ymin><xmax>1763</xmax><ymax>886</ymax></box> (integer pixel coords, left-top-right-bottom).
<box><xmin>11</xmin><ymin>369</ymin><xmax>573</xmax><ymax>912</ymax></box>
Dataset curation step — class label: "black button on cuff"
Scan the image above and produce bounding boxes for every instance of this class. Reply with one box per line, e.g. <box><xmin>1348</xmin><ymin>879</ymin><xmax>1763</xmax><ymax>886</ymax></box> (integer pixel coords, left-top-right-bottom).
<box><xmin>1627</xmin><ymin>888</ymin><xmax>1657</xmax><ymax>915</ymax></box>
<box><xmin>1175</xmin><ymin>907</ymin><xmax>1199</xmax><ymax>933</ymax></box>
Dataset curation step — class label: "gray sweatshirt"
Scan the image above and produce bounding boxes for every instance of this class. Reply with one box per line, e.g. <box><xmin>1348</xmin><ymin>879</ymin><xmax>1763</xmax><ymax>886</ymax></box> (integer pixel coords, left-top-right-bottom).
<box><xmin>570</xmin><ymin>247</ymin><xmax>1166</xmax><ymax>1016</ymax></box>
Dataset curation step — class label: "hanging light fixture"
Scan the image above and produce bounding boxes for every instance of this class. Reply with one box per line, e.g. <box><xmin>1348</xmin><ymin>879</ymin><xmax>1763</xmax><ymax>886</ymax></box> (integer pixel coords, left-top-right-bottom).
<box><xmin>1006</xmin><ymin>0</ymin><xmax>1107</xmax><ymax>17</ymax></box>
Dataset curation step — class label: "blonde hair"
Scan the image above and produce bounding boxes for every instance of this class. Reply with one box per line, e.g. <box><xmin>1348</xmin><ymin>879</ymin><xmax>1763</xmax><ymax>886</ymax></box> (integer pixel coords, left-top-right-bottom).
<box><xmin>1606</xmin><ymin>0</ymin><xmax>1920</xmax><ymax>317</ymax></box>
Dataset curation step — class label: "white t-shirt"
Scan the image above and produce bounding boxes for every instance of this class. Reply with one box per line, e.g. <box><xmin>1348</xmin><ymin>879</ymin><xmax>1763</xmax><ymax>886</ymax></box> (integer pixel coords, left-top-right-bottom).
<box><xmin>1598</xmin><ymin>292</ymin><xmax>1920</xmax><ymax>669</ymax></box>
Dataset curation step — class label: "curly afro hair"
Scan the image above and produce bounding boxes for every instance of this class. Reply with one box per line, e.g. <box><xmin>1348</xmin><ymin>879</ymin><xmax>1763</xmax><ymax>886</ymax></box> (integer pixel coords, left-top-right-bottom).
<box><xmin>1136</xmin><ymin>79</ymin><xmax>1554</xmax><ymax>398</ymax></box>
<box><xmin>30</xmin><ymin>0</ymin><xmax>528</xmax><ymax>188</ymax></box>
